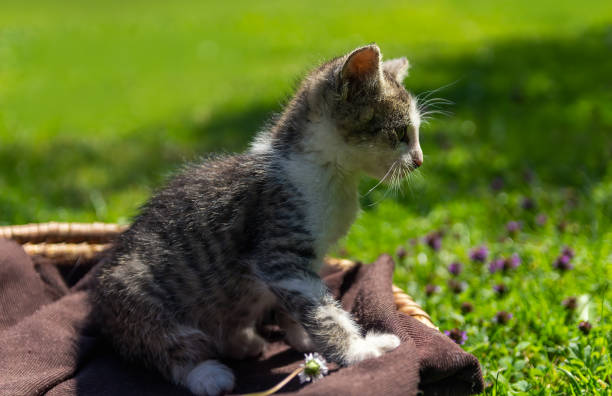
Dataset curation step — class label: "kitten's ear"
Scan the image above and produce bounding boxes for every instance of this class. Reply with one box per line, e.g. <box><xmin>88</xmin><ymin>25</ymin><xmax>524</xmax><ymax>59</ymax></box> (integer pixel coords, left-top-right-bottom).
<box><xmin>383</xmin><ymin>57</ymin><xmax>410</xmax><ymax>83</ymax></box>
<box><xmin>341</xmin><ymin>44</ymin><xmax>382</xmax><ymax>87</ymax></box>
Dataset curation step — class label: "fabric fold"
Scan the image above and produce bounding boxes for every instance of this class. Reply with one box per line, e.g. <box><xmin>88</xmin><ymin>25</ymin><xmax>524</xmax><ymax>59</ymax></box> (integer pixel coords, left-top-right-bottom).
<box><xmin>0</xmin><ymin>239</ymin><xmax>483</xmax><ymax>395</ymax></box>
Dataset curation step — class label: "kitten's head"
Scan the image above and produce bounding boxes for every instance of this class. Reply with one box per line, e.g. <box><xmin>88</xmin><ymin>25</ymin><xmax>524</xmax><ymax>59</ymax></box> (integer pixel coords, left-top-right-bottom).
<box><xmin>311</xmin><ymin>44</ymin><xmax>423</xmax><ymax>180</ymax></box>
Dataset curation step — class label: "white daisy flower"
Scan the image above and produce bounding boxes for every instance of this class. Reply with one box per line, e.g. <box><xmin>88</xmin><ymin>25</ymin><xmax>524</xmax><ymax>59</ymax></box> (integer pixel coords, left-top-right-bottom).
<box><xmin>298</xmin><ymin>353</ymin><xmax>329</xmax><ymax>383</ymax></box>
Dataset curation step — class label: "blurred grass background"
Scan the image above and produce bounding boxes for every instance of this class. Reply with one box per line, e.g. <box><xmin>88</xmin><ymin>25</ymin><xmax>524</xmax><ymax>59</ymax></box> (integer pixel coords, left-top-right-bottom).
<box><xmin>1</xmin><ymin>0</ymin><xmax>611</xmax><ymax>223</ymax></box>
<box><xmin>1</xmin><ymin>1</ymin><xmax>612</xmax><ymax>394</ymax></box>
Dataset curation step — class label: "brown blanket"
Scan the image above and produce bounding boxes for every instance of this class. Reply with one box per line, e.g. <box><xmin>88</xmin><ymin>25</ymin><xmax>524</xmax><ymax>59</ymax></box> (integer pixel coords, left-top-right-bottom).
<box><xmin>0</xmin><ymin>238</ymin><xmax>483</xmax><ymax>395</ymax></box>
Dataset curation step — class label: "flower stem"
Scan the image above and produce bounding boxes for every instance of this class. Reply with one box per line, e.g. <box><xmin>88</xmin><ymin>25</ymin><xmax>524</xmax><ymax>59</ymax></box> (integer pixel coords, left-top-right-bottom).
<box><xmin>238</xmin><ymin>366</ymin><xmax>304</xmax><ymax>396</ymax></box>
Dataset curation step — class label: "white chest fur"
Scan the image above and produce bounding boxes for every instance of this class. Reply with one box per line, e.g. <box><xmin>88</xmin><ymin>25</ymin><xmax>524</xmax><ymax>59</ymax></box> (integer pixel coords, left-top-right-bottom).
<box><xmin>285</xmin><ymin>158</ymin><xmax>359</xmax><ymax>260</ymax></box>
<box><xmin>280</xmin><ymin>120</ymin><xmax>361</xmax><ymax>261</ymax></box>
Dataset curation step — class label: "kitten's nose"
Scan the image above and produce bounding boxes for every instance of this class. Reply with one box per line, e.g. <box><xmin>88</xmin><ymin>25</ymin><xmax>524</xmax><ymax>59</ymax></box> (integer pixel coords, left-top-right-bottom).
<box><xmin>411</xmin><ymin>147</ymin><xmax>423</xmax><ymax>168</ymax></box>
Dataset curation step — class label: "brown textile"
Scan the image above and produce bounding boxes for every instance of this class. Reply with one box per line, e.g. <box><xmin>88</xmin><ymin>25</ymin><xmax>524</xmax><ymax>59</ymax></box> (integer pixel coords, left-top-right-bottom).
<box><xmin>0</xmin><ymin>238</ymin><xmax>483</xmax><ymax>395</ymax></box>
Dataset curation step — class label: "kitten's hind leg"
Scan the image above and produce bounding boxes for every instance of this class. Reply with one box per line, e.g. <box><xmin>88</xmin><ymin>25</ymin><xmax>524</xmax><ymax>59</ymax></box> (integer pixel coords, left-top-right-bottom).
<box><xmin>119</xmin><ymin>321</ymin><xmax>234</xmax><ymax>396</ymax></box>
<box><xmin>165</xmin><ymin>327</ymin><xmax>235</xmax><ymax>395</ymax></box>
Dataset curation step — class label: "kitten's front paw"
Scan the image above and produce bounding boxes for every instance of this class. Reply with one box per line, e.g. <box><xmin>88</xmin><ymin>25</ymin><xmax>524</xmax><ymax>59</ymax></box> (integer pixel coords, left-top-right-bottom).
<box><xmin>186</xmin><ymin>360</ymin><xmax>235</xmax><ymax>396</ymax></box>
<box><xmin>344</xmin><ymin>332</ymin><xmax>400</xmax><ymax>365</ymax></box>
<box><xmin>364</xmin><ymin>332</ymin><xmax>401</xmax><ymax>351</ymax></box>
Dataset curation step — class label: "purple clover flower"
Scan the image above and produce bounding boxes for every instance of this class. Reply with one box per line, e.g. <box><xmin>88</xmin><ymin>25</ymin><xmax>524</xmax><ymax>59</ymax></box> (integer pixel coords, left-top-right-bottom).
<box><xmin>424</xmin><ymin>231</ymin><xmax>443</xmax><ymax>251</ymax></box>
<box><xmin>448</xmin><ymin>261</ymin><xmax>463</xmax><ymax>276</ymax></box>
<box><xmin>448</xmin><ymin>279</ymin><xmax>465</xmax><ymax>294</ymax></box>
<box><xmin>470</xmin><ymin>245</ymin><xmax>489</xmax><ymax>263</ymax></box>
<box><xmin>554</xmin><ymin>253</ymin><xmax>574</xmax><ymax>271</ymax></box>
<box><xmin>508</xmin><ymin>253</ymin><xmax>521</xmax><ymax>268</ymax></box>
<box><xmin>444</xmin><ymin>328</ymin><xmax>468</xmax><ymax>345</ymax></box>
<box><xmin>536</xmin><ymin>213</ymin><xmax>548</xmax><ymax>226</ymax></box>
<box><xmin>494</xmin><ymin>311</ymin><xmax>513</xmax><ymax>325</ymax></box>
<box><xmin>460</xmin><ymin>302</ymin><xmax>474</xmax><ymax>314</ymax></box>
<box><xmin>488</xmin><ymin>258</ymin><xmax>505</xmax><ymax>273</ymax></box>
<box><xmin>506</xmin><ymin>221</ymin><xmax>521</xmax><ymax>234</ymax></box>
<box><xmin>521</xmin><ymin>197</ymin><xmax>536</xmax><ymax>210</ymax></box>
<box><xmin>396</xmin><ymin>246</ymin><xmax>407</xmax><ymax>259</ymax></box>
<box><xmin>489</xmin><ymin>254</ymin><xmax>520</xmax><ymax>273</ymax></box>
<box><xmin>552</xmin><ymin>246</ymin><xmax>575</xmax><ymax>271</ymax></box>
<box><xmin>425</xmin><ymin>284</ymin><xmax>440</xmax><ymax>296</ymax></box>
<box><xmin>562</xmin><ymin>246</ymin><xmax>575</xmax><ymax>259</ymax></box>
<box><xmin>562</xmin><ymin>296</ymin><xmax>577</xmax><ymax>311</ymax></box>
<box><xmin>493</xmin><ymin>283</ymin><xmax>509</xmax><ymax>296</ymax></box>
<box><xmin>578</xmin><ymin>321</ymin><xmax>592</xmax><ymax>335</ymax></box>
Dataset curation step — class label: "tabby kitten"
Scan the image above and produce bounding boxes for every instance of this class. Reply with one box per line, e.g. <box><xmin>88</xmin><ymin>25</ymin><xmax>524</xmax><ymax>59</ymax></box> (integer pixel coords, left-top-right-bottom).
<box><xmin>94</xmin><ymin>44</ymin><xmax>423</xmax><ymax>396</ymax></box>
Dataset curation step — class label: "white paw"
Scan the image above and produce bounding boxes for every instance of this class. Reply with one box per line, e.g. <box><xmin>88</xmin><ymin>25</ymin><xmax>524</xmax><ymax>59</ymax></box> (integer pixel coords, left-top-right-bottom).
<box><xmin>344</xmin><ymin>332</ymin><xmax>400</xmax><ymax>365</ymax></box>
<box><xmin>364</xmin><ymin>332</ymin><xmax>401</xmax><ymax>351</ymax></box>
<box><xmin>185</xmin><ymin>360</ymin><xmax>235</xmax><ymax>396</ymax></box>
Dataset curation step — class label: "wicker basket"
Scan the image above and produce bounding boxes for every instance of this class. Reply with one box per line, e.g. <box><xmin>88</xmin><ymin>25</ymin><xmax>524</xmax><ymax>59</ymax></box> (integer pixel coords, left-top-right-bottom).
<box><xmin>0</xmin><ymin>222</ymin><xmax>436</xmax><ymax>329</ymax></box>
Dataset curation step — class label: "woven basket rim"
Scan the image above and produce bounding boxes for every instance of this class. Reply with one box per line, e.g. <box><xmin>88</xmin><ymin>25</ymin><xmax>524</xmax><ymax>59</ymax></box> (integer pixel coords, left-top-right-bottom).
<box><xmin>0</xmin><ymin>221</ymin><xmax>126</xmax><ymax>244</ymax></box>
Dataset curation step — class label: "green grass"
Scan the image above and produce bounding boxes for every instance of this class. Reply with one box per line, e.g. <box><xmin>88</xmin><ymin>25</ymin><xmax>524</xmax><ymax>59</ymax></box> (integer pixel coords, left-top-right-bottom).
<box><xmin>1</xmin><ymin>1</ymin><xmax>611</xmax><ymax>394</ymax></box>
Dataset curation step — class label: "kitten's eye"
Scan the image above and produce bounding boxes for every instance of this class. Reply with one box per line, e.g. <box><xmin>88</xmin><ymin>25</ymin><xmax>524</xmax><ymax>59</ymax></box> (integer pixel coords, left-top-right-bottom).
<box><xmin>396</xmin><ymin>128</ymin><xmax>407</xmax><ymax>143</ymax></box>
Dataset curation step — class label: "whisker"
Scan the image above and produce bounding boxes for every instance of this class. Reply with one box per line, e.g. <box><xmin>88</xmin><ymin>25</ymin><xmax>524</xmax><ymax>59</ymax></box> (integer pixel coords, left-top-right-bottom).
<box><xmin>424</xmin><ymin>97</ymin><xmax>454</xmax><ymax>103</ymax></box>
<box><xmin>365</xmin><ymin>156</ymin><xmax>427</xmax><ymax>206</ymax></box>
<box><xmin>410</xmin><ymin>167</ymin><xmax>424</xmax><ymax>184</ymax></box>
<box><xmin>418</xmin><ymin>97</ymin><xmax>454</xmax><ymax>107</ymax></box>
<box><xmin>415</xmin><ymin>87</ymin><xmax>455</xmax><ymax>127</ymax></box>
<box><xmin>420</xmin><ymin>107</ymin><xmax>448</xmax><ymax>115</ymax></box>
<box><xmin>415</xmin><ymin>79</ymin><xmax>461</xmax><ymax>102</ymax></box>
<box><xmin>420</xmin><ymin>109</ymin><xmax>453</xmax><ymax>117</ymax></box>
<box><xmin>418</xmin><ymin>102</ymin><xmax>453</xmax><ymax>113</ymax></box>
<box><xmin>362</xmin><ymin>160</ymin><xmax>397</xmax><ymax>197</ymax></box>
<box><xmin>369</xmin><ymin>165</ymin><xmax>398</xmax><ymax>207</ymax></box>
<box><xmin>401</xmin><ymin>164</ymin><xmax>411</xmax><ymax>193</ymax></box>
<box><xmin>391</xmin><ymin>167</ymin><xmax>401</xmax><ymax>196</ymax></box>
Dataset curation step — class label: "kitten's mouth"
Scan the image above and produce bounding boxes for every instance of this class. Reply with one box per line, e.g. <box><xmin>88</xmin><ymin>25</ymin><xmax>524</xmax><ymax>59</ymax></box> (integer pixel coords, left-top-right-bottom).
<box><xmin>401</xmin><ymin>148</ymin><xmax>423</xmax><ymax>171</ymax></box>
<box><xmin>399</xmin><ymin>154</ymin><xmax>421</xmax><ymax>173</ymax></box>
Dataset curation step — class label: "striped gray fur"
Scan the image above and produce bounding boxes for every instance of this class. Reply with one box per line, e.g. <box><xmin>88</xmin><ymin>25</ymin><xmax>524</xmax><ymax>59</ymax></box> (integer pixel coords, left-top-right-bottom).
<box><xmin>94</xmin><ymin>44</ymin><xmax>422</xmax><ymax>396</ymax></box>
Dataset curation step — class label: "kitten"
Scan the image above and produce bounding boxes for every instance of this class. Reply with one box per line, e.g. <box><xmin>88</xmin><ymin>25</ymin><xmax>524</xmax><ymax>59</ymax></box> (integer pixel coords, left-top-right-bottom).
<box><xmin>94</xmin><ymin>44</ymin><xmax>423</xmax><ymax>396</ymax></box>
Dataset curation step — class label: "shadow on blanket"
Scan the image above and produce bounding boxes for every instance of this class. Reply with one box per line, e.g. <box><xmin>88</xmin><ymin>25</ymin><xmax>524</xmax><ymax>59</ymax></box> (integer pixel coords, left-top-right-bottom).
<box><xmin>0</xmin><ymin>238</ymin><xmax>483</xmax><ymax>395</ymax></box>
